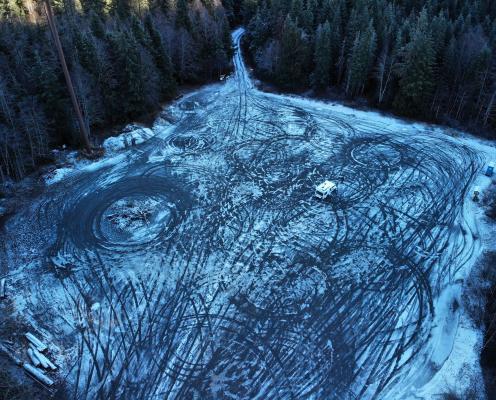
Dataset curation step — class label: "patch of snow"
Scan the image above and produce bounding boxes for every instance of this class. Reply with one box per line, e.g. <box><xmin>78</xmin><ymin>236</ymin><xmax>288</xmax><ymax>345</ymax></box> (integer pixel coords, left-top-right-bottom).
<box><xmin>103</xmin><ymin>126</ymin><xmax>155</xmax><ymax>152</ymax></box>
<box><xmin>44</xmin><ymin>167</ymin><xmax>74</xmax><ymax>185</ymax></box>
<box><xmin>391</xmin><ymin>155</ymin><xmax>494</xmax><ymax>399</ymax></box>
<box><xmin>44</xmin><ymin>153</ymin><xmax>127</xmax><ymax>187</ymax></box>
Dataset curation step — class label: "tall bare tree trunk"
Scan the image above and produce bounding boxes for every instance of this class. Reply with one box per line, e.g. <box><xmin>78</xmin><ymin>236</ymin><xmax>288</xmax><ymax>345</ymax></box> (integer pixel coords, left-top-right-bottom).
<box><xmin>43</xmin><ymin>0</ymin><xmax>92</xmax><ymax>152</ymax></box>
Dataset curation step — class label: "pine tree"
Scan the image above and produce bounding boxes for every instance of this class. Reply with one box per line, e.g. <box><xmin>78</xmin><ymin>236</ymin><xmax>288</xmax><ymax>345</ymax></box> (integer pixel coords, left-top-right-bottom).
<box><xmin>155</xmin><ymin>0</ymin><xmax>170</xmax><ymax>14</ymax></box>
<box><xmin>175</xmin><ymin>0</ymin><xmax>191</xmax><ymax>30</ymax></box>
<box><xmin>0</xmin><ymin>0</ymin><xmax>12</xmax><ymax>19</ymax></box>
<box><xmin>130</xmin><ymin>14</ymin><xmax>147</xmax><ymax>46</ymax></box>
<box><xmin>290</xmin><ymin>0</ymin><xmax>303</xmax><ymax>21</ymax></box>
<box><xmin>320</xmin><ymin>0</ymin><xmax>333</xmax><ymax>25</ymax></box>
<box><xmin>32</xmin><ymin>50</ymin><xmax>74</xmax><ymax>142</ymax></box>
<box><xmin>81</xmin><ymin>0</ymin><xmax>105</xmax><ymax>15</ymax></box>
<box><xmin>345</xmin><ymin>22</ymin><xmax>377</xmax><ymax>96</ymax></box>
<box><xmin>144</xmin><ymin>14</ymin><xmax>177</xmax><ymax>98</ymax></box>
<box><xmin>375</xmin><ymin>25</ymin><xmax>403</xmax><ymax>104</ymax></box>
<box><xmin>241</xmin><ymin>0</ymin><xmax>258</xmax><ymax>25</ymax></box>
<box><xmin>110</xmin><ymin>0</ymin><xmax>131</xmax><ymax>19</ymax></box>
<box><xmin>300</xmin><ymin>1</ymin><xmax>314</xmax><ymax>33</ymax></box>
<box><xmin>108</xmin><ymin>30</ymin><xmax>147</xmax><ymax>118</ymax></box>
<box><xmin>248</xmin><ymin>4</ymin><xmax>271</xmax><ymax>50</ymax></box>
<box><xmin>74</xmin><ymin>30</ymin><xmax>100</xmax><ymax>76</ymax></box>
<box><xmin>89</xmin><ymin>12</ymin><xmax>106</xmax><ymax>39</ymax></box>
<box><xmin>329</xmin><ymin>1</ymin><xmax>343</xmax><ymax>78</ymax></box>
<box><xmin>311</xmin><ymin>21</ymin><xmax>332</xmax><ymax>90</ymax></box>
<box><xmin>394</xmin><ymin>9</ymin><xmax>436</xmax><ymax>116</ymax></box>
<box><xmin>222</xmin><ymin>0</ymin><xmax>235</xmax><ymax>24</ymax></box>
<box><xmin>277</xmin><ymin>15</ymin><xmax>309</xmax><ymax>88</ymax></box>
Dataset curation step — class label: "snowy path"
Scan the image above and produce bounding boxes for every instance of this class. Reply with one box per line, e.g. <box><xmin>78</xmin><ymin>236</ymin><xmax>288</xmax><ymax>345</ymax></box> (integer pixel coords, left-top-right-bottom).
<box><xmin>1</xmin><ymin>28</ymin><xmax>493</xmax><ymax>399</ymax></box>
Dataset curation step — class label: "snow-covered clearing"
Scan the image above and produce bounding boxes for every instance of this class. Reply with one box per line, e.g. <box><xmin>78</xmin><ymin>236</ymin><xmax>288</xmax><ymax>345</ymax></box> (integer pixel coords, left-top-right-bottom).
<box><xmin>1</xmin><ymin>28</ymin><xmax>495</xmax><ymax>399</ymax></box>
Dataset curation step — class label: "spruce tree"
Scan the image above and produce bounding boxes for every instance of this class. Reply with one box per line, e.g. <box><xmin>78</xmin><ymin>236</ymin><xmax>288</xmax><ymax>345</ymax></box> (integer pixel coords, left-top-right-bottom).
<box><xmin>0</xmin><ymin>0</ymin><xmax>12</xmax><ymax>18</ymax></box>
<box><xmin>277</xmin><ymin>15</ymin><xmax>308</xmax><ymax>88</ymax></box>
<box><xmin>74</xmin><ymin>30</ymin><xmax>100</xmax><ymax>76</ymax></box>
<box><xmin>144</xmin><ymin>14</ymin><xmax>177</xmax><ymax>98</ymax></box>
<box><xmin>345</xmin><ymin>22</ymin><xmax>377</xmax><ymax>96</ymax></box>
<box><xmin>110</xmin><ymin>0</ymin><xmax>131</xmax><ymax>19</ymax></box>
<box><xmin>311</xmin><ymin>21</ymin><xmax>332</xmax><ymax>90</ymax></box>
<box><xmin>32</xmin><ymin>50</ymin><xmax>73</xmax><ymax>142</ymax></box>
<box><xmin>81</xmin><ymin>0</ymin><xmax>105</xmax><ymax>15</ymax></box>
<box><xmin>175</xmin><ymin>0</ymin><xmax>191</xmax><ymax>30</ymax></box>
<box><xmin>290</xmin><ymin>0</ymin><xmax>303</xmax><ymax>21</ymax></box>
<box><xmin>89</xmin><ymin>12</ymin><xmax>106</xmax><ymax>39</ymax></box>
<box><xmin>241</xmin><ymin>0</ymin><xmax>258</xmax><ymax>25</ymax></box>
<box><xmin>300</xmin><ymin>1</ymin><xmax>314</xmax><ymax>33</ymax></box>
<box><xmin>394</xmin><ymin>9</ymin><xmax>436</xmax><ymax>116</ymax></box>
<box><xmin>320</xmin><ymin>0</ymin><xmax>333</xmax><ymax>25</ymax></box>
<box><xmin>248</xmin><ymin>4</ymin><xmax>271</xmax><ymax>50</ymax></box>
<box><xmin>157</xmin><ymin>0</ymin><xmax>170</xmax><ymax>14</ymax></box>
<box><xmin>130</xmin><ymin>14</ymin><xmax>147</xmax><ymax>46</ymax></box>
<box><xmin>108</xmin><ymin>30</ymin><xmax>147</xmax><ymax>118</ymax></box>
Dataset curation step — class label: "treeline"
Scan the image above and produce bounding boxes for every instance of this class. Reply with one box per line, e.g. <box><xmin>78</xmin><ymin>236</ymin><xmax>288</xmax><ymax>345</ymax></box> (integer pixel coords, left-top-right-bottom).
<box><xmin>0</xmin><ymin>0</ymin><xmax>232</xmax><ymax>182</ymax></box>
<box><xmin>239</xmin><ymin>0</ymin><xmax>496</xmax><ymax>137</ymax></box>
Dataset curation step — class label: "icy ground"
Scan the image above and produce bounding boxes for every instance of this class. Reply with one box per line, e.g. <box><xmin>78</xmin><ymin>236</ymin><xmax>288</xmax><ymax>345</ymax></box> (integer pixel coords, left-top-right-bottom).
<box><xmin>1</xmin><ymin>28</ymin><xmax>496</xmax><ymax>399</ymax></box>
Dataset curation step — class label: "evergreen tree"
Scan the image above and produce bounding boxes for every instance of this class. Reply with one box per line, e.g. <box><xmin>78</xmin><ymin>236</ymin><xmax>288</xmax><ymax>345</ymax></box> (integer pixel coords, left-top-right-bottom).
<box><xmin>311</xmin><ymin>21</ymin><xmax>332</xmax><ymax>90</ymax></box>
<box><xmin>329</xmin><ymin>1</ymin><xmax>343</xmax><ymax>79</ymax></box>
<box><xmin>300</xmin><ymin>1</ymin><xmax>314</xmax><ymax>33</ymax></box>
<box><xmin>0</xmin><ymin>0</ymin><xmax>12</xmax><ymax>19</ymax></box>
<box><xmin>290</xmin><ymin>0</ymin><xmax>303</xmax><ymax>21</ymax></box>
<box><xmin>345</xmin><ymin>22</ymin><xmax>377</xmax><ymax>96</ymax></box>
<box><xmin>131</xmin><ymin>14</ymin><xmax>147</xmax><ymax>46</ymax></box>
<box><xmin>108</xmin><ymin>30</ymin><xmax>147</xmax><ymax>118</ymax></box>
<box><xmin>175</xmin><ymin>0</ymin><xmax>191</xmax><ymax>30</ymax></box>
<box><xmin>394</xmin><ymin>9</ymin><xmax>436</xmax><ymax>115</ymax></box>
<box><xmin>241</xmin><ymin>0</ymin><xmax>258</xmax><ymax>25</ymax></box>
<box><xmin>74</xmin><ymin>30</ymin><xmax>100</xmax><ymax>76</ymax></box>
<box><xmin>32</xmin><ymin>50</ymin><xmax>73</xmax><ymax>142</ymax></box>
<box><xmin>320</xmin><ymin>0</ymin><xmax>333</xmax><ymax>25</ymax></box>
<box><xmin>144</xmin><ymin>14</ymin><xmax>177</xmax><ymax>98</ymax></box>
<box><xmin>90</xmin><ymin>12</ymin><xmax>106</xmax><ymax>39</ymax></box>
<box><xmin>81</xmin><ymin>0</ymin><xmax>105</xmax><ymax>15</ymax></box>
<box><xmin>110</xmin><ymin>0</ymin><xmax>131</xmax><ymax>19</ymax></box>
<box><xmin>155</xmin><ymin>0</ymin><xmax>170</xmax><ymax>14</ymax></box>
<box><xmin>248</xmin><ymin>3</ymin><xmax>271</xmax><ymax>50</ymax></box>
<box><xmin>277</xmin><ymin>15</ymin><xmax>309</xmax><ymax>88</ymax></box>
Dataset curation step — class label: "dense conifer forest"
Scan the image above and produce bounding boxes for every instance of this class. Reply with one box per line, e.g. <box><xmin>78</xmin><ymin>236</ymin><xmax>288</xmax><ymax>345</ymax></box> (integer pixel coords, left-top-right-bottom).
<box><xmin>2</xmin><ymin>0</ymin><xmax>496</xmax><ymax>183</ymax></box>
<box><xmin>0</xmin><ymin>0</ymin><xmax>232</xmax><ymax>182</ymax></box>
<box><xmin>233</xmin><ymin>0</ymin><xmax>496</xmax><ymax>138</ymax></box>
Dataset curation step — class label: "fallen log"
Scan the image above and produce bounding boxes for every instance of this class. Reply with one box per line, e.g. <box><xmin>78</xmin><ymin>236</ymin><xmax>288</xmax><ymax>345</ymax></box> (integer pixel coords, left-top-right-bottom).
<box><xmin>30</xmin><ymin>345</ymin><xmax>57</xmax><ymax>370</ymax></box>
<box><xmin>23</xmin><ymin>363</ymin><xmax>54</xmax><ymax>386</ymax></box>
<box><xmin>27</xmin><ymin>348</ymin><xmax>41</xmax><ymax>367</ymax></box>
<box><xmin>25</xmin><ymin>332</ymin><xmax>48</xmax><ymax>352</ymax></box>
